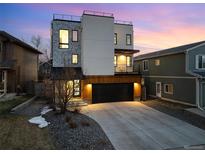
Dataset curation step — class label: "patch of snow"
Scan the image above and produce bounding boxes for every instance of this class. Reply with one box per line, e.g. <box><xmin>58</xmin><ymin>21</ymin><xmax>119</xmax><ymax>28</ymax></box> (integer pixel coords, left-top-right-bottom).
<box><xmin>28</xmin><ymin>116</ymin><xmax>50</xmax><ymax>128</ymax></box>
<box><xmin>41</xmin><ymin>106</ymin><xmax>53</xmax><ymax>115</ymax></box>
<box><xmin>28</xmin><ymin>106</ymin><xmax>53</xmax><ymax>128</ymax></box>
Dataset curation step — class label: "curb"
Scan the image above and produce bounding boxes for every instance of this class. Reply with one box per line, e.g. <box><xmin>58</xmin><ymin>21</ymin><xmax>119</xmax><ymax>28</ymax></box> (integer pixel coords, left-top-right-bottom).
<box><xmin>11</xmin><ymin>96</ymin><xmax>37</xmax><ymax>112</ymax></box>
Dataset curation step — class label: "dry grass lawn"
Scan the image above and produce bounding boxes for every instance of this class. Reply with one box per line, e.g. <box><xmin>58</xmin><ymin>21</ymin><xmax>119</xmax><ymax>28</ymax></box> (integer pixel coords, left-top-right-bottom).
<box><xmin>0</xmin><ymin>96</ymin><xmax>55</xmax><ymax>150</ymax></box>
<box><xmin>0</xmin><ymin>115</ymin><xmax>55</xmax><ymax>150</ymax></box>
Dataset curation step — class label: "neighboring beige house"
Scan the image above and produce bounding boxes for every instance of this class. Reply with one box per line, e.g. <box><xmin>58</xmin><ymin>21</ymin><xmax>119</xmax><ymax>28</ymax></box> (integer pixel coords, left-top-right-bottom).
<box><xmin>0</xmin><ymin>31</ymin><xmax>41</xmax><ymax>95</ymax></box>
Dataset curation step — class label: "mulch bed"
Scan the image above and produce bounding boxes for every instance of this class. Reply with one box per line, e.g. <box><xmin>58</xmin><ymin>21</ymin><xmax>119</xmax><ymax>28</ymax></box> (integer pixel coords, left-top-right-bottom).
<box><xmin>44</xmin><ymin>111</ymin><xmax>114</xmax><ymax>150</ymax></box>
<box><xmin>143</xmin><ymin>99</ymin><xmax>205</xmax><ymax>130</ymax></box>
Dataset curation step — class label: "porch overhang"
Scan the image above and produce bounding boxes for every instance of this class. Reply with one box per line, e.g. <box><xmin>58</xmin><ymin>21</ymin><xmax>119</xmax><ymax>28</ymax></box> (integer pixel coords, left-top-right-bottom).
<box><xmin>115</xmin><ymin>48</ymin><xmax>140</xmax><ymax>54</ymax></box>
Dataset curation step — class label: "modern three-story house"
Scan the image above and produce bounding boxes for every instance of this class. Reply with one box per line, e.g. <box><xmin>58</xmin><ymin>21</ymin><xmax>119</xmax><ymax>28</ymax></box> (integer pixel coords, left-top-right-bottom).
<box><xmin>134</xmin><ymin>41</ymin><xmax>205</xmax><ymax>109</ymax></box>
<box><xmin>51</xmin><ymin>10</ymin><xmax>141</xmax><ymax>104</ymax></box>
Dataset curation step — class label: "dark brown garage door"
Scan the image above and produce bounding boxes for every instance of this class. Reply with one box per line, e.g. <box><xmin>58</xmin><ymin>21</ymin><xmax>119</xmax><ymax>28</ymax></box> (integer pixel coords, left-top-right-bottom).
<box><xmin>92</xmin><ymin>83</ymin><xmax>133</xmax><ymax>103</ymax></box>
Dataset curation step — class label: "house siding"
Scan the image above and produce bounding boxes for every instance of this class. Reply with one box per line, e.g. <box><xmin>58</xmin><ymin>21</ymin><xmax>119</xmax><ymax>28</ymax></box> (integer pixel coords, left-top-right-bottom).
<box><xmin>135</xmin><ymin>53</ymin><xmax>197</xmax><ymax>106</ymax></box>
<box><xmin>144</xmin><ymin>77</ymin><xmax>196</xmax><ymax>105</ymax></box>
<box><xmin>187</xmin><ymin>44</ymin><xmax>205</xmax><ymax>74</ymax></box>
<box><xmin>51</xmin><ymin>20</ymin><xmax>81</xmax><ymax>67</ymax></box>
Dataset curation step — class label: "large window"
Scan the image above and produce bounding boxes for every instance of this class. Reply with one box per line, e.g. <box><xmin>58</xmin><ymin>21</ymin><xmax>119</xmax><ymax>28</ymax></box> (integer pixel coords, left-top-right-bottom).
<box><xmin>126</xmin><ymin>56</ymin><xmax>132</xmax><ymax>67</ymax></box>
<box><xmin>114</xmin><ymin>33</ymin><xmax>117</xmax><ymax>45</ymax></box>
<box><xmin>164</xmin><ymin>84</ymin><xmax>173</xmax><ymax>94</ymax></box>
<box><xmin>72</xmin><ymin>30</ymin><xmax>78</xmax><ymax>42</ymax></box>
<box><xmin>73</xmin><ymin>80</ymin><xmax>80</xmax><ymax>97</ymax></box>
<box><xmin>72</xmin><ymin>54</ymin><xmax>78</xmax><ymax>64</ymax></box>
<box><xmin>196</xmin><ymin>55</ymin><xmax>205</xmax><ymax>69</ymax></box>
<box><xmin>142</xmin><ymin>60</ymin><xmax>149</xmax><ymax>71</ymax></box>
<box><xmin>59</xmin><ymin>29</ymin><xmax>69</xmax><ymax>48</ymax></box>
<box><xmin>126</xmin><ymin>34</ymin><xmax>131</xmax><ymax>45</ymax></box>
<box><xmin>114</xmin><ymin>55</ymin><xmax>117</xmax><ymax>66</ymax></box>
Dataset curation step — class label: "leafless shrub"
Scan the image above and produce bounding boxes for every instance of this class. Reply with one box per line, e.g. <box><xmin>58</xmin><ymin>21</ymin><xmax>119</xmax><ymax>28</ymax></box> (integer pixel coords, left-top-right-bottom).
<box><xmin>68</xmin><ymin>120</ymin><xmax>78</xmax><ymax>129</ymax></box>
<box><xmin>81</xmin><ymin>120</ymin><xmax>90</xmax><ymax>127</ymax></box>
<box><xmin>65</xmin><ymin>116</ymin><xmax>72</xmax><ymax>123</ymax></box>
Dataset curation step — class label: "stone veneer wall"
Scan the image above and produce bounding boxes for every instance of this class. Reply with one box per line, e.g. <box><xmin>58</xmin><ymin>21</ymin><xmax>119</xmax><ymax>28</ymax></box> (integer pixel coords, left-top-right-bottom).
<box><xmin>51</xmin><ymin>20</ymin><xmax>81</xmax><ymax>67</ymax></box>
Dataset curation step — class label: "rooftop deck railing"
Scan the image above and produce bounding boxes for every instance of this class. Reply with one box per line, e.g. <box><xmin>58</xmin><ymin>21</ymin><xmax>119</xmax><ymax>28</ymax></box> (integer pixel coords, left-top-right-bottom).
<box><xmin>53</xmin><ymin>12</ymin><xmax>132</xmax><ymax>25</ymax></box>
<box><xmin>114</xmin><ymin>20</ymin><xmax>133</xmax><ymax>25</ymax></box>
<box><xmin>83</xmin><ymin>10</ymin><xmax>114</xmax><ymax>17</ymax></box>
<box><xmin>53</xmin><ymin>14</ymin><xmax>81</xmax><ymax>21</ymax></box>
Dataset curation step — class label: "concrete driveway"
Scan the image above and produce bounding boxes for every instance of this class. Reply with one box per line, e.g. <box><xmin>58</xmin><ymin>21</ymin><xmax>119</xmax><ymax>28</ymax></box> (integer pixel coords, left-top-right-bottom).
<box><xmin>82</xmin><ymin>101</ymin><xmax>205</xmax><ymax>150</ymax></box>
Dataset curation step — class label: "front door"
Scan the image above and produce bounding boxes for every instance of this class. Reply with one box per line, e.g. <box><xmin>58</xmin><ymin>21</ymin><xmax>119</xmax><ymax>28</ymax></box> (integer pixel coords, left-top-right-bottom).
<box><xmin>156</xmin><ymin>82</ymin><xmax>161</xmax><ymax>98</ymax></box>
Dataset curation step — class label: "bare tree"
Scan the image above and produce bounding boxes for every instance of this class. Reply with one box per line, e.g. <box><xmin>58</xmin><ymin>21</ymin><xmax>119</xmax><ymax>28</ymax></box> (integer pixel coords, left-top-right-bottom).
<box><xmin>31</xmin><ymin>35</ymin><xmax>42</xmax><ymax>49</ymax></box>
<box><xmin>54</xmin><ymin>68</ymin><xmax>76</xmax><ymax>113</ymax></box>
<box><xmin>31</xmin><ymin>35</ymin><xmax>50</xmax><ymax>62</ymax></box>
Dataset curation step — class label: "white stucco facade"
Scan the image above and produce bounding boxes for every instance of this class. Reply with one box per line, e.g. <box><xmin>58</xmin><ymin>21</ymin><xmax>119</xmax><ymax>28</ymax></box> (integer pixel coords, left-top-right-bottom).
<box><xmin>114</xmin><ymin>24</ymin><xmax>133</xmax><ymax>50</ymax></box>
<box><xmin>81</xmin><ymin>14</ymin><xmax>115</xmax><ymax>75</ymax></box>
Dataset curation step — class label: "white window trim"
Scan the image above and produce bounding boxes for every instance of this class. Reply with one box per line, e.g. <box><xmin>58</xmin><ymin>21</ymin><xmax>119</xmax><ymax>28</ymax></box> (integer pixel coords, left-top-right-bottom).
<box><xmin>196</xmin><ymin>55</ymin><xmax>205</xmax><ymax>70</ymax></box>
<box><xmin>142</xmin><ymin>60</ymin><xmax>149</xmax><ymax>71</ymax></box>
<box><xmin>164</xmin><ymin>84</ymin><xmax>174</xmax><ymax>95</ymax></box>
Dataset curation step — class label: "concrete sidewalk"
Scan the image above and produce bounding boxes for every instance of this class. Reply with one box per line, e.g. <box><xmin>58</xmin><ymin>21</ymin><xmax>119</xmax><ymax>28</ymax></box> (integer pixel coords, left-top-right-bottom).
<box><xmin>82</xmin><ymin>101</ymin><xmax>205</xmax><ymax>150</ymax></box>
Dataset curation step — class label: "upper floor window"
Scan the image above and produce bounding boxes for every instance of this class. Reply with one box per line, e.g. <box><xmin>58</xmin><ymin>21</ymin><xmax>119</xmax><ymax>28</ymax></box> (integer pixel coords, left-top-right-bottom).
<box><xmin>143</xmin><ymin>60</ymin><xmax>149</xmax><ymax>71</ymax></box>
<box><xmin>126</xmin><ymin>56</ymin><xmax>132</xmax><ymax>67</ymax></box>
<box><xmin>196</xmin><ymin>55</ymin><xmax>205</xmax><ymax>69</ymax></box>
<box><xmin>155</xmin><ymin>59</ymin><xmax>160</xmax><ymax>66</ymax></box>
<box><xmin>126</xmin><ymin>34</ymin><xmax>131</xmax><ymax>45</ymax></box>
<box><xmin>72</xmin><ymin>30</ymin><xmax>78</xmax><ymax>42</ymax></box>
<box><xmin>114</xmin><ymin>55</ymin><xmax>117</xmax><ymax>66</ymax></box>
<box><xmin>59</xmin><ymin>29</ymin><xmax>69</xmax><ymax>48</ymax></box>
<box><xmin>114</xmin><ymin>33</ymin><xmax>117</xmax><ymax>45</ymax></box>
<box><xmin>72</xmin><ymin>54</ymin><xmax>78</xmax><ymax>64</ymax></box>
<box><xmin>164</xmin><ymin>84</ymin><xmax>174</xmax><ymax>94</ymax></box>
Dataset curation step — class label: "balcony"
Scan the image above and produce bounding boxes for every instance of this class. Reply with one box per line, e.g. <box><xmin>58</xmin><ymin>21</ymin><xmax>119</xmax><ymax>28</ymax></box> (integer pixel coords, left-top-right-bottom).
<box><xmin>115</xmin><ymin>64</ymin><xmax>138</xmax><ymax>75</ymax></box>
<box><xmin>0</xmin><ymin>59</ymin><xmax>16</xmax><ymax>69</ymax></box>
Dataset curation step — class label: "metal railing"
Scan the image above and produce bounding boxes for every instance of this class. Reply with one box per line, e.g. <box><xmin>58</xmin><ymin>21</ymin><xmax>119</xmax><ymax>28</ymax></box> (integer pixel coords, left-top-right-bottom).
<box><xmin>83</xmin><ymin>10</ymin><xmax>114</xmax><ymax>17</ymax></box>
<box><xmin>115</xmin><ymin>64</ymin><xmax>134</xmax><ymax>73</ymax></box>
<box><xmin>114</xmin><ymin>20</ymin><xmax>132</xmax><ymax>25</ymax></box>
<box><xmin>53</xmin><ymin>14</ymin><xmax>81</xmax><ymax>22</ymax></box>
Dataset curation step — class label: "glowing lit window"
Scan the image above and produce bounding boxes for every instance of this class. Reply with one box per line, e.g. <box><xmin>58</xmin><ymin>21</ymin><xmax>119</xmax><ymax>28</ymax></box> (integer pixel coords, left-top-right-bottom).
<box><xmin>59</xmin><ymin>29</ymin><xmax>69</xmax><ymax>48</ymax></box>
<box><xmin>73</xmin><ymin>80</ymin><xmax>80</xmax><ymax>97</ymax></box>
<box><xmin>114</xmin><ymin>33</ymin><xmax>117</xmax><ymax>45</ymax></box>
<box><xmin>155</xmin><ymin>59</ymin><xmax>160</xmax><ymax>66</ymax></box>
<box><xmin>126</xmin><ymin>34</ymin><xmax>131</xmax><ymax>45</ymax></box>
<box><xmin>126</xmin><ymin>56</ymin><xmax>132</xmax><ymax>67</ymax></box>
<box><xmin>72</xmin><ymin>54</ymin><xmax>78</xmax><ymax>64</ymax></box>
<box><xmin>72</xmin><ymin>30</ymin><xmax>78</xmax><ymax>42</ymax></box>
<box><xmin>114</xmin><ymin>55</ymin><xmax>117</xmax><ymax>66</ymax></box>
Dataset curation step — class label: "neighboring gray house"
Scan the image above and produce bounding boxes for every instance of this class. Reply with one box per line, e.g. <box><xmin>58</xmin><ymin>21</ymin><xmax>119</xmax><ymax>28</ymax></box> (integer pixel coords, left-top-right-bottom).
<box><xmin>134</xmin><ymin>41</ymin><xmax>205</xmax><ymax>109</ymax></box>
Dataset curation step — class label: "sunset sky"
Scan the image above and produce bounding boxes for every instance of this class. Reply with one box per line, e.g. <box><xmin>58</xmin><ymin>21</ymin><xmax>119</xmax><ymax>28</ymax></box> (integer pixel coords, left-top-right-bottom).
<box><xmin>1</xmin><ymin>3</ymin><xmax>205</xmax><ymax>55</ymax></box>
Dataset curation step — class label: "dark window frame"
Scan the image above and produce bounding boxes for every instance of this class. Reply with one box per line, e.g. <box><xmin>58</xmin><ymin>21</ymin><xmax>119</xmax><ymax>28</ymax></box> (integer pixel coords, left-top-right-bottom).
<box><xmin>71</xmin><ymin>54</ymin><xmax>78</xmax><ymax>64</ymax></box>
<box><xmin>126</xmin><ymin>34</ymin><xmax>132</xmax><ymax>45</ymax></box>
<box><xmin>72</xmin><ymin>30</ymin><xmax>78</xmax><ymax>42</ymax></box>
<box><xmin>59</xmin><ymin>29</ymin><xmax>69</xmax><ymax>49</ymax></box>
<box><xmin>114</xmin><ymin>33</ymin><xmax>117</xmax><ymax>45</ymax></box>
<box><xmin>142</xmin><ymin>60</ymin><xmax>149</xmax><ymax>71</ymax></box>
